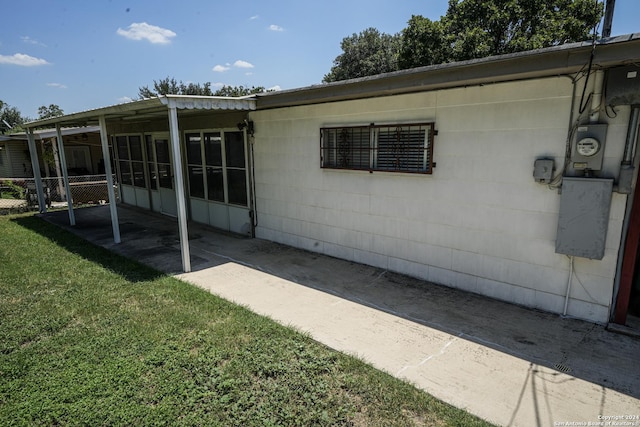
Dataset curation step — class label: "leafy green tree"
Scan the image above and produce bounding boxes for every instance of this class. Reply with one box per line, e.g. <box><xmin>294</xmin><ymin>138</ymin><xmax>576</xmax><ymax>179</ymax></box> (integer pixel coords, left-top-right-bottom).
<box><xmin>213</xmin><ymin>85</ymin><xmax>267</xmax><ymax>97</ymax></box>
<box><xmin>329</xmin><ymin>0</ymin><xmax>604</xmax><ymax>75</ymax></box>
<box><xmin>138</xmin><ymin>77</ymin><xmax>214</xmax><ymax>98</ymax></box>
<box><xmin>323</xmin><ymin>28</ymin><xmax>401</xmax><ymax>82</ymax></box>
<box><xmin>442</xmin><ymin>0</ymin><xmax>603</xmax><ymax>62</ymax></box>
<box><xmin>37</xmin><ymin>104</ymin><xmax>64</xmax><ymax>119</ymax></box>
<box><xmin>138</xmin><ymin>78</ymin><xmax>268</xmax><ymax>98</ymax></box>
<box><xmin>0</xmin><ymin>100</ymin><xmax>24</xmax><ymax>134</ymax></box>
<box><xmin>398</xmin><ymin>16</ymin><xmax>449</xmax><ymax>69</ymax></box>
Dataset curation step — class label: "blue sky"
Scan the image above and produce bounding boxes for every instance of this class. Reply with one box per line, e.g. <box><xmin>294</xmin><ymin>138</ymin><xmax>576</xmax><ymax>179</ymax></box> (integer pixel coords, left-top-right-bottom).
<box><xmin>1</xmin><ymin>0</ymin><xmax>638</xmax><ymax>120</ymax></box>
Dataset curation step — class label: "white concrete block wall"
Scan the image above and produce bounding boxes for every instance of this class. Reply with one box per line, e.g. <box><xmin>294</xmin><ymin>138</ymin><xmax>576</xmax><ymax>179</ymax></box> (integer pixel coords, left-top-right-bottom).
<box><xmin>250</xmin><ymin>76</ymin><xmax>631</xmax><ymax>323</ymax></box>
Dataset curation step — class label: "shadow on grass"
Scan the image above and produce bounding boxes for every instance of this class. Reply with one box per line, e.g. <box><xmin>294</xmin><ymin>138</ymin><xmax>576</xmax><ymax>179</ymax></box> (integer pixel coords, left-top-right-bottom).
<box><xmin>11</xmin><ymin>215</ymin><xmax>165</xmax><ymax>284</ymax></box>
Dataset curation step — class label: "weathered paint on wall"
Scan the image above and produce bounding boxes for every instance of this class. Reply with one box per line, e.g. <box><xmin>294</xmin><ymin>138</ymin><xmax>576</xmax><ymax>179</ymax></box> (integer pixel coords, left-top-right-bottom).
<box><xmin>249</xmin><ymin>76</ymin><xmax>630</xmax><ymax>323</ymax></box>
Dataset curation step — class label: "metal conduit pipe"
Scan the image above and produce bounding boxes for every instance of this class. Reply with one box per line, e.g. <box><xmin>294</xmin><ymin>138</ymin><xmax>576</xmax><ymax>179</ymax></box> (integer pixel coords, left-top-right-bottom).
<box><xmin>617</xmin><ymin>106</ymin><xmax>640</xmax><ymax>194</ymax></box>
<box><xmin>590</xmin><ymin>70</ymin><xmax>605</xmax><ymax>123</ymax></box>
<box><xmin>622</xmin><ymin>106</ymin><xmax>640</xmax><ymax>165</ymax></box>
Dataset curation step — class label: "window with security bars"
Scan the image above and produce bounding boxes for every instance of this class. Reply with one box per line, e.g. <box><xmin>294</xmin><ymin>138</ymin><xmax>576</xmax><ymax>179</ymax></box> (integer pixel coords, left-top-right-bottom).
<box><xmin>321</xmin><ymin>122</ymin><xmax>435</xmax><ymax>174</ymax></box>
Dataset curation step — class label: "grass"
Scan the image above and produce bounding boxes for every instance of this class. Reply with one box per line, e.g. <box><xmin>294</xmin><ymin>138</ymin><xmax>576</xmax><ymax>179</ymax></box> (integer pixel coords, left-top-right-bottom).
<box><xmin>0</xmin><ymin>213</ymin><xmax>494</xmax><ymax>427</ymax></box>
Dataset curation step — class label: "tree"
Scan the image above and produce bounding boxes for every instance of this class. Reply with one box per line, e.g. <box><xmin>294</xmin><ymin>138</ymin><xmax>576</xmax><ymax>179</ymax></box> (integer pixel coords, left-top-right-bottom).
<box><xmin>328</xmin><ymin>0</ymin><xmax>604</xmax><ymax>76</ymax></box>
<box><xmin>323</xmin><ymin>28</ymin><xmax>401</xmax><ymax>83</ymax></box>
<box><xmin>0</xmin><ymin>100</ymin><xmax>24</xmax><ymax>134</ymax></box>
<box><xmin>37</xmin><ymin>104</ymin><xmax>64</xmax><ymax>120</ymax></box>
<box><xmin>398</xmin><ymin>16</ymin><xmax>449</xmax><ymax>69</ymax></box>
<box><xmin>442</xmin><ymin>0</ymin><xmax>603</xmax><ymax>62</ymax></box>
<box><xmin>213</xmin><ymin>85</ymin><xmax>267</xmax><ymax>97</ymax></box>
<box><xmin>138</xmin><ymin>77</ymin><xmax>214</xmax><ymax>98</ymax></box>
<box><xmin>138</xmin><ymin>78</ymin><xmax>267</xmax><ymax>99</ymax></box>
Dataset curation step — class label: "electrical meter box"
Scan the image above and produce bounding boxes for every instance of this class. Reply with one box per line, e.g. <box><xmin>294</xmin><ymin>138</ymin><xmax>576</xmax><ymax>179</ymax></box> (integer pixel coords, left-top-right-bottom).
<box><xmin>572</xmin><ymin>124</ymin><xmax>607</xmax><ymax>171</ymax></box>
<box><xmin>606</xmin><ymin>64</ymin><xmax>640</xmax><ymax>105</ymax></box>
<box><xmin>533</xmin><ymin>159</ymin><xmax>554</xmax><ymax>183</ymax></box>
<box><xmin>555</xmin><ymin>177</ymin><xmax>613</xmax><ymax>260</ymax></box>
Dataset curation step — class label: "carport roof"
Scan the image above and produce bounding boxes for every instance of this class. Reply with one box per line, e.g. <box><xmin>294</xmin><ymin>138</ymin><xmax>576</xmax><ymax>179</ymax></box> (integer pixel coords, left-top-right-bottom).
<box><xmin>0</xmin><ymin>126</ymin><xmax>101</xmax><ymax>141</ymax></box>
<box><xmin>25</xmin><ymin>95</ymin><xmax>256</xmax><ymax>129</ymax></box>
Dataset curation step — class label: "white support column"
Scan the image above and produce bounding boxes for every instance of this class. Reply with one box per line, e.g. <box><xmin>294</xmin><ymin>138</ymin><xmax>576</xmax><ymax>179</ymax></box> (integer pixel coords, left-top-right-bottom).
<box><xmin>98</xmin><ymin>116</ymin><xmax>121</xmax><ymax>244</ymax></box>
<box><xmin>167</xmin><ymin>105</ymin><xmax>191</xmax><ymax>272</ymax></box>
<box><xmin>55</xmin><ymin>125</ymin><xmax>75</xmax><ymax>226</ymax></box>
<box><xmin>26</xmin><ymin>128</ymin><xmax>47</xmax><ymax>213</ymax></box>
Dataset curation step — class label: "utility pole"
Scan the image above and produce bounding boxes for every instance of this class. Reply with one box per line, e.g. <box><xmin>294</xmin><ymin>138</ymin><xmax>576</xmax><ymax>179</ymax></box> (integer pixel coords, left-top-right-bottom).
<box><xmin>602</xmin><ymin>0</ymin><xmax>616</xmax><ymax>38</ymax></box>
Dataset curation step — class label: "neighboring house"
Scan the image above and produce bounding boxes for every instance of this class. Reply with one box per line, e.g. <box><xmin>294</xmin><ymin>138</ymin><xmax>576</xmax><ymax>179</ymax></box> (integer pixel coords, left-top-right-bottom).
<box><xmin>0</xmin><ymin>127</ymin><xmax>102</xmax><ymax>179</ymax></box>
<box><xmin>24</xmin><ymin>34</ymin><xmax>640</xmax><ymax>330</ymax></box>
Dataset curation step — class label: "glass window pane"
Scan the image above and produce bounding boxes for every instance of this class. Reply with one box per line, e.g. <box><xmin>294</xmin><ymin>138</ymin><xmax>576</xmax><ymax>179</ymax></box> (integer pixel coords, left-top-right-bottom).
<box><xmin>132</xmin><ymin>161</ymin><xmax>146</xmax><ymax>188</ymax></box>
<box><xmin>206</xmin><ymin>167</ymin><xmax>224</xmax><ymax>202</ymax></box>
<box><xmin>376</xmin><ymin>126</ymin><xmax>426</xmax><ymax>172</ymax></box>
<box><xmin>129</xmin><ymin>136</ymin><xmax>143</xmax><ymax>161</ymax></box>
<box><xmin>227</xmin><ymin>169</ymin><xmax>247</xmax><ymax>206</ymax></box>
<box><xmin>158</xmin><ymin>164</ymin><xmax>173</xmax><ymax>189</ymax></box>
<box><xmin>155</xmin><ymin>139</ymin><xmax>170</xmax><ymax>163</ymax></box>
<box><xmin>204</xmin><ymin>132</ymin><xmax>222</xmax><ymax>167</ymax></box>
<box><xmin>188</xmin><ymin>166</ymin><xmax>205</xmax><ymax>198</ymax></box>
<box><xmin>186</xmin><ymin>133</ymin><xmax>202</xmax><ymax>165</ymax></box>
<box><xmin>119</xmin><ymin>160</ymin><xmax>132</xmax><ymax>185</ymax></box>
<box><xmin>320</xmin><ymin>127</ymin><xmax>369</xmax><ymax>169</ymax></box>
<box><xmin>225</xmin><ymin>131</ymin><xmax>245</xmax><ymax>168</ymax></box>
<box><xmin>116</xmin><ymin>136</ymin><xmax>129</xmax><ymax>160</ymax></box>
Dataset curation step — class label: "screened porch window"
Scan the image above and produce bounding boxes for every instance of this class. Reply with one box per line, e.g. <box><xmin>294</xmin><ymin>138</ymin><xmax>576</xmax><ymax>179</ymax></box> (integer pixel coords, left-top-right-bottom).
<box><xmin>116</xmin><ymin>135</ymin><xmax>148</xmax><ymax>188</ymax></box>
<box><xmin>184</xmin><ymin>130</ymin><xmax>247</xmax><ymax>206</ymax></box>
<box><xmin>320</xmin><ymin>122</ymin><xmax>435</xmax><ymax>174</ymax></box>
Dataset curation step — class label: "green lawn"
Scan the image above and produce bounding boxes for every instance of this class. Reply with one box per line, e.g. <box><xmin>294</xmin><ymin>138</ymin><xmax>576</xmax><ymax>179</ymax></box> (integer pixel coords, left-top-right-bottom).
<box><xmin>0</xmin><ymin>213</ymin><xmax>494</xmax><ymax>426</ymax></box>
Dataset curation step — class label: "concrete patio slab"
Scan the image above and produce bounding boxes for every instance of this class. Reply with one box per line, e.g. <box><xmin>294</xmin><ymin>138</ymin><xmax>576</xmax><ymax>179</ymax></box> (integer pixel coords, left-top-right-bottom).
<box><xmin>41</xmin><ymin>205</ymin><xmax>640</xmax><ymax>427</ymax></box>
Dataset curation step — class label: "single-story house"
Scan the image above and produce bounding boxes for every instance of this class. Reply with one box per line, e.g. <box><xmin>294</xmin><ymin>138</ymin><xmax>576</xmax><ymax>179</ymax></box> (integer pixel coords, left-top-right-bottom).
<box><xmin>24</xmin><ymin>34</ymin><xmax>640</xmax><ymax>330</ymax></box>
<box><xmin>0</xmin><ymin>126</ymin><xmax>103</xmax><ymax>179</ymax></box>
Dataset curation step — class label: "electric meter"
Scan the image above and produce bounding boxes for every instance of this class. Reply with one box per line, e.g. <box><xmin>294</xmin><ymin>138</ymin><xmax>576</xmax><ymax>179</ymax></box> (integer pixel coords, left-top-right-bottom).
<box><xmin>572</xmin><ymin>124</ymin><xmax>607</xmax><ymax>171</ymax></box>
<box><xmin>576</xmin><ymin>137</ymin><xmax>600</xmax><ymax>157</ymax></box>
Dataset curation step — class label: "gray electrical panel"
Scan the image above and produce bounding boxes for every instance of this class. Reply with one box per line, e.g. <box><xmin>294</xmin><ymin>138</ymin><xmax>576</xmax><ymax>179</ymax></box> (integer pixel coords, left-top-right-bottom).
<box><xmin>555</xmin><ymin>177</ymin><xmax>613</xmax><ymax>260</ymax></box>
<box><xmin>606</xmin><ymin>65</ymin><xmax>640</xmax><ymax>106</ymax></box>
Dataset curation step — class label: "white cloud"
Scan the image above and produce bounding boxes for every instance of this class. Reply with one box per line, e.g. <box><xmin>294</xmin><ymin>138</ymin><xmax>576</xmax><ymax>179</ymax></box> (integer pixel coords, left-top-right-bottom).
<box><xmin>233</xmin><ymin>60</ymin><xmax>254</xmax><ymax>69</ymax></box>
<box><xmin>116</xmin><ymin>22</ymin><xmax>176</xmax><ymax>44</ymax></box>
<box><xmin>47</xmin><ymin>83</ymin><xmax>67</xmax><ymax>89</ymax></box>
<box><xmin>118</xmin><ymin>96</ymin><xmax>134</xmax><ymax>103</ymax></box>
<box><xmin>21</xmin><ymin>36</ymin><xmax>46</xmax><ymax>47</ymax></box>
<box><xmin>212</xmin><ymin>82</ymin><xmax>225</xmax><ymax>88</ymax></box>
<box><xmin>0</xmin><ymin>53</ymin><xmax>49</xmax><ymax>66</ymax></box>
<box><xmin>250</xmin><ymin>15</ymin><xmax>259</xmax><ymax>20</ymax></box>
<box><xmin>267</xmin><ymin>85</ymin><xmax>281</xmax><ymax>92</ymax></box>
<box><xmin>269</xmin><ymin>24</ymin><xmax>284</xmax><ymax>32</ymax></box>
<box><xmin>212</xmin><ymin>64</ymin><xmax>230</xmax><ymax>72</ymax></box>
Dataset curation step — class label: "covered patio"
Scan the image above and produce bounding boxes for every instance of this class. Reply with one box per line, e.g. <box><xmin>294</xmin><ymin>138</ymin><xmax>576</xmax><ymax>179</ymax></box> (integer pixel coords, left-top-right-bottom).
<box><xmin>40</xmin><ymin>204</ymin><xmax>640</xmax><ymax>426</ymax></box>
<box><xmin>25</xmin><ymin>95</ymin><xmax>257</xmax><ymax>273</ymax></box>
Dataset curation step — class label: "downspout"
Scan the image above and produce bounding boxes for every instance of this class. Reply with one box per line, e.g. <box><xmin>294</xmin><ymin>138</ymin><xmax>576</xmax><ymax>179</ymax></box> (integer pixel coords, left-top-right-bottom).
<box><xmin>247</xmin><ymin>119</ymin><xmax>258</xmax><ymax>237</ymax></box>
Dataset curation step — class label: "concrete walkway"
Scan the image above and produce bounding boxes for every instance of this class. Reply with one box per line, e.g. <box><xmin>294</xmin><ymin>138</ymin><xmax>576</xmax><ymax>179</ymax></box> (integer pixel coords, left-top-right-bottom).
<box><xmin>42</xmin><ymin>205</ymin><xmax>640</xmax><ymax>427</ymax></box>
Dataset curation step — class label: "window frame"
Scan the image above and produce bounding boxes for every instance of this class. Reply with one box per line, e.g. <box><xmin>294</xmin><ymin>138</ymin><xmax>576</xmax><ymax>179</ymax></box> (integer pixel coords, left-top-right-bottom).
<box><xmin>183</xmin><ymin>128</ymin><xmax>249</xmax><ymax>207</ymax></box>
<box><xmin>320</xmin><ymin>121</ymin><xmax>435</xmax><ymax>174</ymax></box>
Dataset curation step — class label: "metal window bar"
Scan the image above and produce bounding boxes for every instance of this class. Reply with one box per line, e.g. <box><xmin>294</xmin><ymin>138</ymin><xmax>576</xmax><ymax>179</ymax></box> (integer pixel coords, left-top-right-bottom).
<box><xmin>321</xmin><ymin>122</ymin><xmax>434</xmax><ymax>174</ymax></box>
